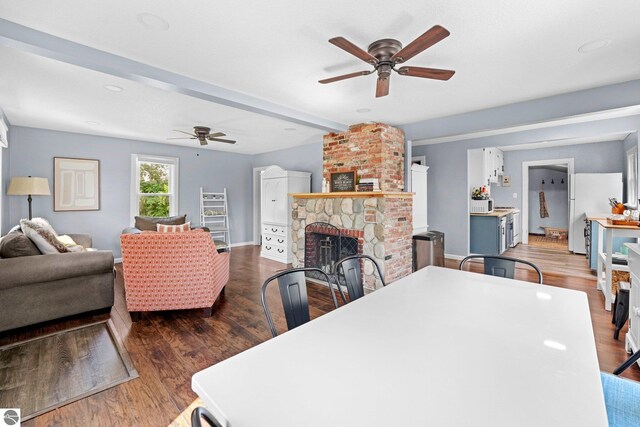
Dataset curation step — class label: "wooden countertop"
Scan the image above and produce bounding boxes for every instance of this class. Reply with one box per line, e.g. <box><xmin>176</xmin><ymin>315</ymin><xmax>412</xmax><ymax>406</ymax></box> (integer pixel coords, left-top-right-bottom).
<box><xmin>470</xmin><ymin>209</ymin><xmax>519</xmax><ymax>218</ymax></box>
<box><xmin>290</xmin><ymin>191</ymin><xmax>414</xmax><ymax>199</ymax></box>
<box><xmin>595</xmin><ymin>219</ymin><xmax>640</xmax><ymax>230</ymax></box>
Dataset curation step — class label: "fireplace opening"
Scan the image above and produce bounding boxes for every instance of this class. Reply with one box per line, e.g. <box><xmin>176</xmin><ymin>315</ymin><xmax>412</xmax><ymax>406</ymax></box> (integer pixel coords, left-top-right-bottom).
<box><xmin>304</xmin><ymin>222</ymin><xmax>359</xmax><ymax>281</ymax></box>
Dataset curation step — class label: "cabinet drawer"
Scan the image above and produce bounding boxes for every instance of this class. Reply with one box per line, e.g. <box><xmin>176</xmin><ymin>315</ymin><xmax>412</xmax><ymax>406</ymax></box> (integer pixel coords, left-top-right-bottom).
<box><xmin>263</xmin><ymin>225</ymin><xmax>286</xmax><ymax>236</ymax></box>
<box><xmin>261</xmin><ymin>243</ymin><xmax>287</xmax><ymax>257</ymax></box>
<box><xmin>262</xmin><ymin>234</ymin><xmax>287</xmax><ymax>246</ymax></box>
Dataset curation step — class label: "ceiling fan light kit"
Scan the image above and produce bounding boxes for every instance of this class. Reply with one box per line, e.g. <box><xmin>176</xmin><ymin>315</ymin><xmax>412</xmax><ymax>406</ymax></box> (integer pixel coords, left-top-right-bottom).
<box><xmin>319</xmin><ymin>25</ymin><xmax>455</xmax><ymax>97</ymax></box>
<box><xmin>168</xmin><ymin>126</ymin><xmax>236</xmax><ymax>146</ymax></box>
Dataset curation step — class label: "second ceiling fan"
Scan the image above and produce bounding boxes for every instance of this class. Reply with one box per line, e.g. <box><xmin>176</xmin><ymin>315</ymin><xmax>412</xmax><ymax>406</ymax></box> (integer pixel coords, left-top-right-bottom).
<box><xmin>319</xmin><ymin>25</ymin><xmax>455</xmax><ymax>97</ymax></box>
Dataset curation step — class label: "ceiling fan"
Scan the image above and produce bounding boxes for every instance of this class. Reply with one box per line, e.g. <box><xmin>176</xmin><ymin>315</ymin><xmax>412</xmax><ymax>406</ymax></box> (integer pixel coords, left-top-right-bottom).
<box><xmin>168</xmin><ymin>126</ymin><xmax>236</xmax><ymax>146</ymax></box>
<box><xmin>319</xmin><ymin>25</ymin><xmax>455</xmax><ymax>97</ymax></box>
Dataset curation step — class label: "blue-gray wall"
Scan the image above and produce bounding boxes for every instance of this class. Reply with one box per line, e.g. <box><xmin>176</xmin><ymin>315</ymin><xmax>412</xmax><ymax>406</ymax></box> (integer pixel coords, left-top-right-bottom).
<box><xmin>252</xmin><ymin>141</ymin><xmax>323</xmax><ymax>192</ymax></box>
<box><xmin>1</xmin><ymin>108</ymin><xmax>10</xmax><ymax>234</ymax></box>
<box><xmin>527</xmin><ymin>168</ymin><xmax>569</xmax><ymax>234</ymax></box>
<box><xmin>5</xmin><ymin>126</ymin><xmax>254</xmax><ymax>258</ymax></box>
<box><xmin>412</xmin><ymin>118</ymin><xmax>638</xmax><ymax>257</ymax></box>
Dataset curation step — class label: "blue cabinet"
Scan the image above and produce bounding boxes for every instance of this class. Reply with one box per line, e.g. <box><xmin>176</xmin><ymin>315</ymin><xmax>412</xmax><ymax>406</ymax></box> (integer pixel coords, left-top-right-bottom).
<box><xmin>470</xmin><ymin>215</ymin><xmax>501</xmax><ymax>255</ymax></box>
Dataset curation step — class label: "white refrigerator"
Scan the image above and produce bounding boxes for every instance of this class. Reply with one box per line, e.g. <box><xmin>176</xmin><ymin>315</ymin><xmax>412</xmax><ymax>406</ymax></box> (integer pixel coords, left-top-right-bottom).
<box><xmin>570</xmin><ymin>173</ymin><xmax>623</xmax><ymax>254</ymax></box>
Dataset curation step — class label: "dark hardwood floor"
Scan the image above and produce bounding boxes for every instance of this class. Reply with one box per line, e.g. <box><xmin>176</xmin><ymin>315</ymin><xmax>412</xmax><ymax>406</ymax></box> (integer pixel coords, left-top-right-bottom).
<box><xmin>1</xmin><ymin>244</ymin><xmax>638</xmax><ymax>426</ymax></box>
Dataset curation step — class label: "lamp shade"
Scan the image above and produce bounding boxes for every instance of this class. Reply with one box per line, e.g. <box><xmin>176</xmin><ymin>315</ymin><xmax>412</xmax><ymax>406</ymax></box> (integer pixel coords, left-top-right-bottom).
<box><xmin>7</xmin><ymin>177</ymin><xmax>51</xmax><ymax>196</ymax></box>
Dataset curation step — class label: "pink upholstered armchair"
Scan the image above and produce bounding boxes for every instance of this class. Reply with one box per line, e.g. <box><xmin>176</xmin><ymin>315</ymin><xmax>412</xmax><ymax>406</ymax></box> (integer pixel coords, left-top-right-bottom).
<box><xmin>120</xmin><ymin>229</ymin><xmax>229</xmax><ymax>320</ymax></box>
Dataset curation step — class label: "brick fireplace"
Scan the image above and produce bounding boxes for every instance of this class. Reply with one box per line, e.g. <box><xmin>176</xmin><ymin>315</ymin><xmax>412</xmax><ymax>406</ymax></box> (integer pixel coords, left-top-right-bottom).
<box><xmin>290</xmin><ymin>122</ymin><xmax>413</xmax><ymax>292</ymax></box>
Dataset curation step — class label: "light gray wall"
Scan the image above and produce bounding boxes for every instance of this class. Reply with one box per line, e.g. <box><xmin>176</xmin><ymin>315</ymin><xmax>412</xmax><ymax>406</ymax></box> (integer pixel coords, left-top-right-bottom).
<box><xmin>252</xmin><ymin>141</ymin><xmax>323</xmax><ymax>192</ymax></box>
<box><xmin>6</xmin><ymin>126</ymin><xmax>254</xmax><ymax>258</ymax></box>
<box><xmin>1</xmin><ymin>109</ymin><xmax>10</xmax><ymax>234</ymax></box>
<box><xmin>527</xmin><ymin>168</ymin><xmax>568</xmax><ymax>234</ymax></box>
<box><xmin>412</xmin><ymin>116</ymin><xmax>638</xmax><ymax>257</ymax></box>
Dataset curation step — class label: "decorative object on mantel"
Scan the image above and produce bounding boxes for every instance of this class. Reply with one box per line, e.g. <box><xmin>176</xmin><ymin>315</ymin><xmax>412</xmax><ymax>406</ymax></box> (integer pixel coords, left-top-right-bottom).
<box><xmin>54</xmin><ymin>157</ymin><xmax>100</xmax><ymax>211</ymax></box>
<box><xmin>7</xmin><ymin>176</ymin><xmax>50</xmax><ymax>220</ymax></box>
<box><xmin>330</xmin><ymin>171</ymin><xmax>356</xmax><ymax>192</ymax></box>
<box><xmin>357</xmin><ymin>178</ymin><xmax>380</xmax><ymax>192</ymax></box>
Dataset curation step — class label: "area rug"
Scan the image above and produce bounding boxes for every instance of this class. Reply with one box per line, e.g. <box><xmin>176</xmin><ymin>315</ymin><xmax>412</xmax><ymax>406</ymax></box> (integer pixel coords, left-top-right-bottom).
<box><xmin>0</xmin><ymin>319</ymin><xmax>138</xmax><ymax>421</ymax></box>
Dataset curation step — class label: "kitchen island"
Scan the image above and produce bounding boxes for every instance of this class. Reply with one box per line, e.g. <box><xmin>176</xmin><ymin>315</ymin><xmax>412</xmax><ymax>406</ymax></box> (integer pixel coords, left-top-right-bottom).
<box><xmin>470</xmin><ymin>208</ymin><xmax>520</xmax><ymax>255</ymax></box>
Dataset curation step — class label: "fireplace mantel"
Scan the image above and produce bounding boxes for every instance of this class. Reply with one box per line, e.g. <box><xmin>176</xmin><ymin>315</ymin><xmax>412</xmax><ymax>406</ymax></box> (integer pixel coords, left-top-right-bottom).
<box><xmin>290</xmin><ymin>191</ymin><xmax>413</xmax><ymax>199</ymax></box>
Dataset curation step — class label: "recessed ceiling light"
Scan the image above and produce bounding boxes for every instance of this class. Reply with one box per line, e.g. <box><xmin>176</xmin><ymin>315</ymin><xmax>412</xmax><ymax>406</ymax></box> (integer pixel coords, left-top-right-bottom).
<box><xmin>356</xmin><ymin>108</ymin><xmax>371</xmax><ymax>113</ymax></box>
<box><xmin>284</xmin><ymin>127</ymin><xmax>296</xmax><ymax>131</ymax></box>
<box><xmin>136</xmin><ymin>13</ymin><xmax>170</xmax><ymax>31</ymax></box>
<box><xmin>104</xmin><ymin>84</ymin><xmax>124</xmax><ymax>92</ymax></box>
<box><xmin>578</xmin><ymin>39</ymin><xmax>611</xmax><ymax>53</ymax></box>
<box><xmin>85</xmin><ymin>121</ymin><xmax>100</xmax><ymax>126</ymax></box>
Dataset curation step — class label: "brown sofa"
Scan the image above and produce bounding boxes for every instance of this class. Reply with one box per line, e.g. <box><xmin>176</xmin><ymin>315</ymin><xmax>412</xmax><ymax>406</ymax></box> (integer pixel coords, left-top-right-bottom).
<box><xmin>0</xmin><ymin>233</ymin><xmax>115</xmax><ymax>332</ymax></box>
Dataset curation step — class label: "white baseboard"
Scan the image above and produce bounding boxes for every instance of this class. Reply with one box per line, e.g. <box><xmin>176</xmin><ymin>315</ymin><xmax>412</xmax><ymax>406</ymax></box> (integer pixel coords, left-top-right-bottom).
<box><xmin>230</xmin><ymin>241</ymin><xmax>254</xmax><ymax>248</ymax></box>
<box><xmin>114</xmin><ymin>257</ymin><xmax>123</xmax><ymax>263</ymax></box>
<box><xmin>445</xmin><ymin>253</ymin><xmax>465</xmax><ymax>261</ymax></box>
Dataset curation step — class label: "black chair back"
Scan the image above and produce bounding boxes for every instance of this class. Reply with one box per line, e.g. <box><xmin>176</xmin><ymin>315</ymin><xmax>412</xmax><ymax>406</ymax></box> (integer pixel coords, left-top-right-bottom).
<box><xmin>459</xmin><ymin>255</ymin><xmax>543</xmax><ymax>284</ymax></box>
<box><xmin>261</xmin><ymin>267</ymin><xmax>339</xmax><ymax>337</ymax></box>
<box><xmin>334</xmin><ymin>254</ymin><xmax>386</xmax><ymax>302</ymax></box>
<box><xmin>191</xmin><ymin>406</ymin><xmax>222</xmax><ymax>427</ymax></box>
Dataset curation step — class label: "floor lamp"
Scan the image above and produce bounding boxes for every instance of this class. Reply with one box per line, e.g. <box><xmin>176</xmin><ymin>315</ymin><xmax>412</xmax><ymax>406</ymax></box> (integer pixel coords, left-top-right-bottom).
<box><xmin>7</xmin><ymin>176</ymin><xmax>51</xmax><ymax>220</ymax></box>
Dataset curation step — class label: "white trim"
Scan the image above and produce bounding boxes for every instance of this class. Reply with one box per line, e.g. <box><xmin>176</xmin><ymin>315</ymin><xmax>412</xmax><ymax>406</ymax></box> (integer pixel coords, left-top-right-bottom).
<box><xmin>230</xmin><ymin>241</ymin><xmax>254</xmax><ymax>248</ymax></box>
<box><xmin>0</xmin><ymin>116</ymin><xmax>7</xmax><ymax>148</ymax></box>
<box><xmin>521</xmin><ymin>158</ymin><xmax>575</xmax><ymax>247</ymax></box>
<box><xmin>114</xmin><ymin>257</ymin><xmax>123</xmax><ymax>264</ymax></box>
<box><xmin>130</xmin><ymin>154</ymin><xmax>179</xmax><ymax>223</ymax></box>
<box><xmin>626</xmin><ymin>145</ymin><xmax>638</xmax><ymax>207</ymax></box>
<box><xmin>253</xmin><ymin>166</ymin><xmax>270</xmax><ymax>245</ymax></box>
<box><xmin>445</xmin><ymin>253</ymin><xmax>465</xmax><ymax>261</ymax></box>
<box><xmin>413</xmin><ymin>105</ymin><xmax>640</xmax><ymax>146</ymax></box>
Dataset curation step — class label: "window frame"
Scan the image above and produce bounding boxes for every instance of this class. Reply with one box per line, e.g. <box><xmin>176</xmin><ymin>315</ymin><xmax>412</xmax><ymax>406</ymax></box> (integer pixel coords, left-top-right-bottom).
<box><xmin>130</xmin><ymin>154</ymin><xmax>179</xmax><ymax>222</ymax></box>
<box><xmin>626</xmin><ymin>146</ymin><xmax>638</xmax><ymax>207</ymax></box>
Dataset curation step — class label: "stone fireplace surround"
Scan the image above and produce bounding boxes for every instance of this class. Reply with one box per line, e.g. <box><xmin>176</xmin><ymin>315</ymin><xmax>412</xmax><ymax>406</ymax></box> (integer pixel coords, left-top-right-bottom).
<box><xmin>291</xmin><ymin>192</ymin><xmax>412</xmax><ymax>292</ymax></box>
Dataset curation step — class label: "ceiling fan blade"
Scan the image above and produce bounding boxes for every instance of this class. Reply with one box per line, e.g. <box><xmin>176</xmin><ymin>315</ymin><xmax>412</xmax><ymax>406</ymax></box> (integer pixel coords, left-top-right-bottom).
<box><xmin>329</xmin><ymin>37</ymin><xmax>378</xmax><ymax>64</ymax></box>
<box><xmin>172</xmin><ymin>129</ymin><xmax>197</xmax><ymax>137</ymax></box>
<box><xmin>391</xmin><ymin>25</ymin><xmax>450</xmax><ymax>64</ymax></box>
<box><xmin>319</xmin><ymin>70</ymin><xmax>373</xmax><ymax>84</ymax></box>
<box><xmin>375</xmin><ymin>76</ymin><xmax>390</xmax><ymax>98</ymax></box>
<box><xmin>208</xmin><ymin>132</ymin><xmax>226</xmax><ymax>138</ymax></box>
<box><xmin>208</xmin><ymin>138</ymin><xmax>236</xmax><ymax>144</ymax></box>
<box><xmin>167</xmin><ymin>137</ymin><xmax>196</xmax><ymax>140</ymax></box>
<box><xmin>396</xmin><ymin>66</ymin><xmax>455</xmax><ymax>80</ymax></box>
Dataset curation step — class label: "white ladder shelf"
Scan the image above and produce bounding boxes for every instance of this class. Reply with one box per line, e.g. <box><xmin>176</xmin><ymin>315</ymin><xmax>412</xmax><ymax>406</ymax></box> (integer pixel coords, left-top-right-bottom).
<box><xmin>200</xmin><ymin>187</ymin><xmax>230</xmax><ymax>251</ymax></box>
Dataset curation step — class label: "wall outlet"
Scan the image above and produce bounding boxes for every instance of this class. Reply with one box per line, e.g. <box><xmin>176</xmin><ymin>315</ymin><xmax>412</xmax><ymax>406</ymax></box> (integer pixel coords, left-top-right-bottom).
<box><xmin>513</xmin><ymin>192</ymin><xmax>518</xmax><ymax>199</ymax></box>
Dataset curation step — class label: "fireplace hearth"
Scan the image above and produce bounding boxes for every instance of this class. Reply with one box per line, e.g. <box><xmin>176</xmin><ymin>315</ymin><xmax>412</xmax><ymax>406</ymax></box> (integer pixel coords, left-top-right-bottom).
<box><xmin>304</xmin><ymin>222</ymin><xmax>360</xmax><ymax>281</ymax></box>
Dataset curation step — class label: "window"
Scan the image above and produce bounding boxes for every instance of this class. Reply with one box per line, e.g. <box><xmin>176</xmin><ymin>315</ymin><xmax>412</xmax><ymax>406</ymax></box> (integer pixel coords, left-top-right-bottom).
<box><xmin>131</xmin><ymin>155</ymin><xmax>179</xmax><ymax>220</ymax></box>
<box><xmin>626</xmin><ymin>147</ymin><xmax>638</xmax><ymax>207</ymax></box>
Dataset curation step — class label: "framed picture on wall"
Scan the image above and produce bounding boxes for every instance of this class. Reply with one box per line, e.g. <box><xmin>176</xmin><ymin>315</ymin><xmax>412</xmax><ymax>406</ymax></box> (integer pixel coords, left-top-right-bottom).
<box><xmin>54</xmin><ymin>157</ymin><xmax>100</xmax><ymax>211</ymax></box>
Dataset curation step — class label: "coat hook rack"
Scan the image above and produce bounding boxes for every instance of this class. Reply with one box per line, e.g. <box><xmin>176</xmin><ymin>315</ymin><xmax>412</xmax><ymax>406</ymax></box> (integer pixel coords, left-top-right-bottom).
<box><xmin>561</xmin><ymin>178</ymin><xmax>565</xmax><ymax>184</ymax></box>
<box><xmin>542</xmin><ymin>179</ymin><xmax>545</xmax><ymax>184</ymax></box>
<box><xmin>551</xmin><ymin>179</ymin><xmax>555</xmax><ymax>184</ymax></box>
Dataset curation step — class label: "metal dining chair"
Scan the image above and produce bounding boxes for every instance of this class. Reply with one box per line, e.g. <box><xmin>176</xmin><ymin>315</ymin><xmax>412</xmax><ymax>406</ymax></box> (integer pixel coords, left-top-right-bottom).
<box><xmin>333</xmin><ymin>254</ymin><xmax>386</xmax><ymax>302</ymax></box>
<box><xmin>459</xmin><ymin>255</ymin><xmax>543</xmax><ymax>284</ymax></box>
<box><xmin>261</xmin><ymin>267</ymin><xmax>341</xmax><ymax>337</ymax></box>
<box><xmin>191</xmin><ymin>406</ymin><xmax>223</xmax><ymax>427</ymax></box>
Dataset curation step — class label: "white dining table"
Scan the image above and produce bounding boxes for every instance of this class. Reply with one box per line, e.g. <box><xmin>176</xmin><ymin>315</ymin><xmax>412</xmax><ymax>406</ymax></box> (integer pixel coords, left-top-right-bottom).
<box><xmin>192</xmin><ymin>266</ymin><xmax>608</xmax><ymax>427</ymax></box>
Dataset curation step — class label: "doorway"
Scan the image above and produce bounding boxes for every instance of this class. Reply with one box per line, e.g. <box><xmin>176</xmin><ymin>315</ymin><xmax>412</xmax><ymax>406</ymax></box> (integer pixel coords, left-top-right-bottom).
<box><xmin>521</xmin><ymin>158</ymin><xmax>574</xmax><ymax>250</ymax></box>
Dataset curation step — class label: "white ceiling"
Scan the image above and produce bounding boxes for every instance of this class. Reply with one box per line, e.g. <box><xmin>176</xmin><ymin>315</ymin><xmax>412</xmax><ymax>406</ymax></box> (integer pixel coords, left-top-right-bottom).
<box><xmin>1</xmin><ymin>0</ymin><xmax>639</xmax><ymax>154</ymax></box>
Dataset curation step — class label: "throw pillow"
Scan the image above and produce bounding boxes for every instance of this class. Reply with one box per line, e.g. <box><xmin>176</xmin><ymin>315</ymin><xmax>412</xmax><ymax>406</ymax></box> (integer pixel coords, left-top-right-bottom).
<box><xmin>20</xmin><ymin>219</ymin><xmax>69</xmax><ymax>254</ymax></box>
<box><xmin>134</xmin><ymin>214</ymin><xmax>187</xmax><ymax>231</ymax></box>
<box><xmin>157</xmin><ymin>222</ymin><xmax>191</xmax><ymax>233</ymax></box>
<box><xmin>31</xmin><ymin>217</ymin><xmax>59</xmax><ymax>237</ymax></box>
<box><xmin>0</xmin><ymin>231</ymin><xmax>42</xmax><ymax>258</ymax></box>
<box><xmin>57</xmin><ymin>235</ymin><xmax>86</xmax><ymax>252</ymax></box>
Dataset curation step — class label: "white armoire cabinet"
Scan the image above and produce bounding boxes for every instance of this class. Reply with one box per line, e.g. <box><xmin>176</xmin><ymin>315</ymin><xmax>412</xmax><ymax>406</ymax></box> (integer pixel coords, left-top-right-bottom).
<box><xmin>260</xmin><ymin>165</ymin><xmax>311</xmax><ymax>263</ymax></box>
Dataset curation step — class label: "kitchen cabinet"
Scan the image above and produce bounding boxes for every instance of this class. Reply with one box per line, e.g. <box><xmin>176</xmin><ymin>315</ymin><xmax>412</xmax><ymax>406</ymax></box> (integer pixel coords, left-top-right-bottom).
<box><xmin>468</xmin><ymin>147</ymin><xmax>504</xmax><ymax>188</ymax></box>
<box><xmin>260</xmin><ymin>165</ymin><xmax>311</xmax><ymax>263</ymax></box>
<box><xmin>470</xmin><ymin>214</ymin><xmax>508</xmax><ymax>255</ymax></box>
<box><xmin>625</xmin><ymin>243</ymin><xmax>640</xmax><ymax>368</ymax></box>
